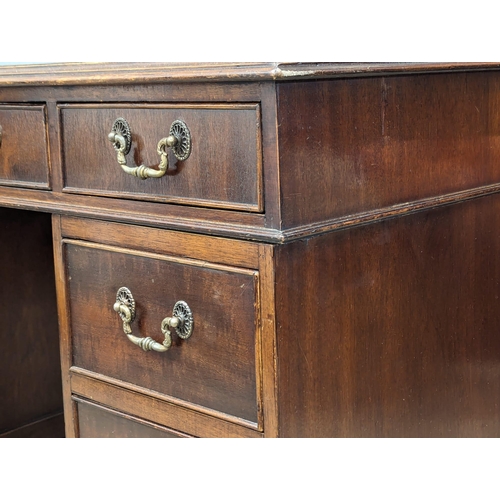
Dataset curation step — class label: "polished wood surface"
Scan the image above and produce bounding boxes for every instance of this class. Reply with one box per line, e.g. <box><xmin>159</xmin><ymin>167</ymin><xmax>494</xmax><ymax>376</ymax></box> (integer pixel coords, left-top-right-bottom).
<box><xmin>0</xmin><ymin>80</ymin><xmax>280</xmax><ymax>242</ymax></box>
<box><xmin>60</xmin><ymin>216</ymin><xmax>261</xmax><ymax>269</ymax></box>
<box><xmin>70</xmin><ymin>368</ymin><xmax>262</xmax><ymax>438</ymax></box>
<box><xmin>0</xmin><ymin>185</ymin><xmax>272</xmax><ymax>241</ymax></box>
<box><xmin>52</xmin><ymin>214</ymin><xmax>78</xmax><ymax>437</ymax></box>
<box><xmin>61</xmin><ymin>216</ymin><xmax>279</xmax><ymax>436</ymax></box>
<box><xmin>60</xmin><ymin>104</ymin><xmax>262</xmax><ymax>211</ymax></box>
<box><xmin>2</xmin><ymin>69</ymin><xmax>500</xmax><ymax>242</ymax></box>
<box><xmin>1</xmin><ymin>63</ymin><xmax>500</xmax><ymax>438</ymax></box>
<box><xmin>0</xmin><ymin>105</ymin><xmax>50</xmax><ymax>188</ymax></box>
<box><xmin>65</xmin><ymin>238</ymin><xmax>260</xmax><ymax>424</ymax></box>
<box><xmin>277</xmin><ymin>72</ymin><xmax>500</xmax><ymax>229</ymax></box>
<box><xmin>75</xmin><ymin>398</ymin><xmax>189</xmax><ymax>438</ymax></box>
<box><xmin>0</xmin><ymin>413</ymin><xmax>65</xmax><ymax>438</ymax></box>
<box><xmin>0</xmin><ymin>209</ymin><xmax>63</xmax><ymax>436</ymax></box>
<box><xmin>275</xmin><ymin>194</ymin><xmax>500</xmax><ymax>437</ymax></box>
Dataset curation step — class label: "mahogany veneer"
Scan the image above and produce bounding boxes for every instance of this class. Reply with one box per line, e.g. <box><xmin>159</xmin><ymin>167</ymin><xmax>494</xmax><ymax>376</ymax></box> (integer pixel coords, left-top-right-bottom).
<box><xmin>0</xmin><ymin>208</ymin><xmax>62</xmax><ymax>437</ymax></box>
<box><xmin>0</xmin><ymin>62</ymin><xmax>499</xmax><ymax>437</ymax></box>
<box><xmin>60</xmin><ymin>104</ymin><xmax>262</xmax><ymax>211</ymax></box>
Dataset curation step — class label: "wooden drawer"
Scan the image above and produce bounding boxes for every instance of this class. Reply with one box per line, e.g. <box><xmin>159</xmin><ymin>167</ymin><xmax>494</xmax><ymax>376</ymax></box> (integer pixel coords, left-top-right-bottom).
<box><xmin>63</xmin><ymin>230</ymin><xmax>261</xmax><ymax>429</ymax></box>
<box><xmin>75</xmin><ymin>398</ymin><xmax>191</xmax><ymax>438</ymax></box>
<box><xmin>0</xmin><ymin>105</ymin><xmax>50</xmax><ymax>189</ymax></box>
<box><xmin>60</xmin><ymin>104</ymin><xmax>262</xmax><ymax>212</ymax></box>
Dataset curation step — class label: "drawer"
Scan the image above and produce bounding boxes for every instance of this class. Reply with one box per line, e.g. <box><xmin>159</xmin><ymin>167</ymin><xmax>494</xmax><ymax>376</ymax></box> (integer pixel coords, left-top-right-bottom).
<box><xmin>60</xmin><ymin>104</ymin><xmax>263</xmax><ymax>212</ymax></box>
<box><xmin>75</xmin><ymin>398</ymin><xmax>190</xmax><ymax>438</ymax></box>
<box><xmin>64</xmin><ymin>237</ymin><xmax>261</xmax><ymax>428</ymax></box>
<box><xmin>0</xmin><ymin>105</ymin><xmax>50</xmax><ymax>188</ymax></box>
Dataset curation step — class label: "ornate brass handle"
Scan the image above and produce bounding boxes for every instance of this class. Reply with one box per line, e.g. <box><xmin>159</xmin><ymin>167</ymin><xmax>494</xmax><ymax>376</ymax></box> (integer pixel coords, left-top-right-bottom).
<box><xmin>113</xmin><ymin>287</ymin><xmax>194</xmax><ymax>352</ymax></box>
<box><xmin>108</xmin><ymin>118</ymin><xmax>191</xmax><ymax>180</ymax></box>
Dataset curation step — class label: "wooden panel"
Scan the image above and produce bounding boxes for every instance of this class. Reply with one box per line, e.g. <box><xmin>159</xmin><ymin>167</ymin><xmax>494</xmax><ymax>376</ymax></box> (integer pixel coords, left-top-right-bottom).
<box><xmin>0</xmin><ymin>413</ymin><xmax>65</xmax><ymax>438</ymax></box>
<box><xmin>0</xmin><ymin>209</ymin><xmax>63</xmax><ymax>435</ymax></box>
<box><xmin>260</xmin><ymin>82</ymin><xmax>281</xmax><ymax>231</ymax></box>
<box><xmin>276</xmin><ymin>194</ymin><xmax>500</xmax><ymax>437</ymax></box>
<box><xmin>75</xmin><ymin>399</ymin><xmax>188</xmax><ymax>438</ymax></box>
<box><xmin>0</xmin><ymin>105</ymin><xmax>49</xmax><ymax>188</ymax></box>
<box><xmin>0</xmin><ymin>63</ymin><xmax>281</xmax><ymax>86</ymax></box>
<box><xmin>258</xmin><ymin>245</ymin><xmax>279</xmax><ymax>437</ymax></box>
<box><xmin>277</xmin><ymin>71</ymin><xmax>500</xmax><ymax>228</ymax></box>
<box><xmin>0</xmin><ymin>185</ymin><xmax>272</xmax><ymax>243</ymax></box>
<box><xmin>0</xmin><ymin>82</ymin><xmax>264</xmax><ymax>105</ymax></box>
<box><xmin>52</xmin><ymin>214</ymin><xmax>77</xmax><ymax>437</ymax></box>
<box><xmin>71</xmin><ymin>369</ymin><xmax>262</xmax><ymax>438</ymax></box>
<box><xmin>60</xmin><ymin>217</ymin><xmax>261</xmax><ymax>269</ymax></box>
<box><xmin>60</xmin><ymin>104</ymin><xmax>262</xmax><ymax>211</ymax></box>
<box><xmin>65</xmin><ymin>240</ymin><xmax>260</xmax><ymax>425</ymax></box>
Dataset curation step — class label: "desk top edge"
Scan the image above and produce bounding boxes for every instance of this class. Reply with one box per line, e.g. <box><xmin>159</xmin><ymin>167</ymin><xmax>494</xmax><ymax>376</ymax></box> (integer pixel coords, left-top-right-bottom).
<box><xmin>0</xmin><ymin>62</ymin><xmax>499</xmax><ymax>86</ymax></box>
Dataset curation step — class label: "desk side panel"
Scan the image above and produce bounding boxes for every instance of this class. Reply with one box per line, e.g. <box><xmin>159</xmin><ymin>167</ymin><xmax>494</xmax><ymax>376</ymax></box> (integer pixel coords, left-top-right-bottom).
<box><xmin>275</xmin><ymin>195</ymin><xmax>500</xmax><ymax>437</ymax></box>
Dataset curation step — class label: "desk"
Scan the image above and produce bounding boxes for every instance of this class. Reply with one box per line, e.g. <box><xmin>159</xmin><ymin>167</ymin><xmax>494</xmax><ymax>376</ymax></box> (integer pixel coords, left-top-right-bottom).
<box><xmin>1</xmin><ymin>63</ymin><xmax>500</xmax><ymax>437</ymax></box>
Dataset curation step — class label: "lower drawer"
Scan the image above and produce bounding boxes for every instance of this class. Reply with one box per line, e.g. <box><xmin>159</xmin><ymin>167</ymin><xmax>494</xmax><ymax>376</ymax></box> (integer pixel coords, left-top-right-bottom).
<box><xmin>56</xmin><ymin>216</ymin><xmax>275</xmax><ymax>437</ymax></box>
<box><xmin>75</xmin><ymin>398</ymin><xmax>190</xmax><ymax>438</ymax></box>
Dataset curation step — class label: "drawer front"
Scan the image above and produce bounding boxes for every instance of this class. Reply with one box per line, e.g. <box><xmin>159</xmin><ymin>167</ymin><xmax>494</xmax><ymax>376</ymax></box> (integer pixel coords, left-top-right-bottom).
<box><xmin>76</xmin><ymin>398</ymin><xmax>189</xmax><ymax>438</ymax></box>
<box><xmin>0</xmin><ymin>105</ymin><xmax>49</xmax><ymax>188</ymax></box>
<box><xmin>65</xmin><ymin>241</ymin><xmax>260</xmax><ymax>426</ymax></box>
<box><xmin>60</xmin><ymin>104</ymin><xmax>262</xmax><ymax>211</ymax></box>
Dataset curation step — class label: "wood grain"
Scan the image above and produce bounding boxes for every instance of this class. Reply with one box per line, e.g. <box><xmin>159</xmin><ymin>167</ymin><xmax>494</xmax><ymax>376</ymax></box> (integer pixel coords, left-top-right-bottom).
<box><xmin>0</xmin><ymin>413</ymin><xmax>64</xmax><ymax>438</ymax></box>
<box><xmin>0</xmin><ymin>186</ymin><xmax>271</xmax><ymax>241</ymax></box>
<box><xmin>65</xmin><ymin>239</ymin><xmax>260</xmax><ymax>424</ymax></box>
<box><xmin>52</xmin><ymin>214</ymin><xmax>77</xmax><ymax>437</ymax></box>
<box><xmin>60</xmin><ymin>216</ymin><xmax>261</xmax><ymax>269</ymax></box>
<box><xmin>0</xmin><ymin>82</ymin><xmax>263</xmax><ymax>105</ymax></box>
<box><xmin>71</xmin><ymin>369</ymin><xmax>262</xmax><ymax>438</ymax></box>
<box><xmin>258</xmin><ymin>245</ymin><xmax>279</xmax><ymax>437</ymax></box>
<box><xmin>2</xmin><ymin>63</ymin><xmax>500</xmax><ymax>439</ymax></box>
<box><xmin>60</xmin><ymin>104</ymin><xmax>262</xmax><ymax>212</ymax></box>
<box><xmin>0</xmin><ymin>105</ymin><xmax>50</xmax><ymax>188</ymax></box>
<box><xmin>277</xmin><ymin>71</ymin><xmax>500</xmax><ymax>228</ymax></box>
<box><xmin>275</xmin><ymin>194</ymin><xmax>500</xmax><ymax>437</ymax></box>
<box><xmin>0</xmin><ymin>62</ymin><xmax>499</xmax><ymax>87</ymax></box>
<box><xmin>75</xmin><ymin>398</ymin><xmax>190</xmax><ymax>438</ymax></box>
<box><xmin>260</xmin><ymin>82</ymin><xmax>281</xmax><ymax>230</ymax></box>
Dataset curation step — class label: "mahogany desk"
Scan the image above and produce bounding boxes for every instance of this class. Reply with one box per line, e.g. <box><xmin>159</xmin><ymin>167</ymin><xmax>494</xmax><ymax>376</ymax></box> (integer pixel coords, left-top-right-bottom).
<box><xmin>1</xmin><ymin>62</ymin><xmax>499</xmax><ymax>437</ymax></box>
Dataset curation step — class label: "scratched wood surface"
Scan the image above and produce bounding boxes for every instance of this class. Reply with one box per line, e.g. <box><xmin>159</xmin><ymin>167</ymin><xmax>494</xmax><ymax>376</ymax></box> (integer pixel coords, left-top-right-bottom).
<box><xmin>1</xmin><ymin>63</ymin><xmax>500</xmax><ymax>438</ymax></box>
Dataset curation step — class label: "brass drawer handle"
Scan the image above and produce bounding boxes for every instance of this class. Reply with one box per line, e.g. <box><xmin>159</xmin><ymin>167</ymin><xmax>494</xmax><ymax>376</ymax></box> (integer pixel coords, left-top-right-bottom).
<box><xmin>108</xmin><ymin>118</ymin><xmax>191</xmax><ymax>180</ymax></box>
<box><xmin>113</xmin><ymin>287</ymin><xmax>194</xmax><ymax>352</ymax></box>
